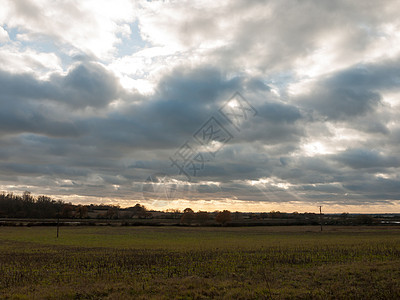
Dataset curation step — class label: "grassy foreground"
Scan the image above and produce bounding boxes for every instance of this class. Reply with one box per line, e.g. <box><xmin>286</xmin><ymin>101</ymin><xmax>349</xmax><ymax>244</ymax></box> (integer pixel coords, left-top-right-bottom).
<box><xmin>0</xmin><ymin>226</ymin><xmax>399</xmax><ymax>299</ymax></box>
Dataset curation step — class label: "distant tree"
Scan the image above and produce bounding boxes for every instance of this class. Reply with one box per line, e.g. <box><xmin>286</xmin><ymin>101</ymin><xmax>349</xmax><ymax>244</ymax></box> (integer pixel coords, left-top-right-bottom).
<box><xmin>196</xmin><ymin>211</ymin><xmax>210</xmax><ymax>225</ymax></box>
<box><xmin>269</xmin><ymin>210</ymin><xmax>281</xmax><ymax>218</ymax></box>
<box><xmin>22</xmin><ymin>191</ymin><xmax>33</xmax><ymax>202</ymax></box>
<box><xmin>216</xmin><ymin>210</ymin><xmax>231</xmax><ymax>226</ymax></box>
<box><xmin>355</xmin><ymin>215</ymin><xmax>374</xmax><ymax>225</ymax></box>
<box><xmin>291</xmin><ymin>211</ymin><xmax>300</xmax><ymax>219</ymax></box>
<box><xmin>76</xmin><ymin>205</ymin><xmax>88</xmax><ymax>219</ymax></box>
<box><xmin>180</xmin><ymin>208</ymin><xmax>195</xmax><ymax>225</ymax></box>
<box><xmin>35</xmin><ymin>195</ymin><xmax>56</xmax><ymax>218</ymax></box>
<box><xmin>106</xmin><ymin>206</ymin><xmax>120</xmax><ymax>219</ymax></box>
<box><xmin>166</xmin><ymin>209</ymin><xmax>181</xmax><ymax>219</ymax></box>
<box><xmin>61</xmin><ymin>204</ymin><xmax>74</xmax><ymax>218</ymax></box>
<box><xmin>131</xmin><ymin>203</ymin><xmax>148</xmax><ymax>218</ymax></box>
<box><xmin>184</xmin><ymin>208</ymin><xmax>194</xmax><ymax>214</ymax></box>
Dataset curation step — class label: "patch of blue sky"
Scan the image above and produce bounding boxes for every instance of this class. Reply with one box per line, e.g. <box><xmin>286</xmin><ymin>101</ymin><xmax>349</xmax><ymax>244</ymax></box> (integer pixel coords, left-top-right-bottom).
<box><xmin>115</xmin><ymin>21</ymin><xmax>148</xmax><ymax>58</ymax></box>
<box><xmin>2</xmin><ymin>25</ymin><xmax>73</xmax><ymax>70</ymax></box>
<box><xmin>2</xmin><ymin>24</ymin><xmax>17</xmax><ymax>41</ymax></box>
<box><xmin>266</xmin><ymin>71</ymin><xmax>296</xmax><ymax>97</ymax></box>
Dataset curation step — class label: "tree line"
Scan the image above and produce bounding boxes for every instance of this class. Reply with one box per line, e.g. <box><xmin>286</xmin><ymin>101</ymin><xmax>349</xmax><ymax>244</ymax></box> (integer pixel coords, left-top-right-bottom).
<box><xmin>1</xmin><ymin>191</ymin><xmax>382</xmax><ymax>226</ymax></box>
<box><xmin>0</xmin><ymin>191</ymin><xmax>234</xmax><ymax>225</ymax></box>
<box><xmin>0</xmin><ymin>191</ymin><xmax>63</xmax><ymax>219</ymax></box>
<box><xmin>0</xmin><ymin>191</ymin><xmax>144</xmax><ymax>219</ymax></box>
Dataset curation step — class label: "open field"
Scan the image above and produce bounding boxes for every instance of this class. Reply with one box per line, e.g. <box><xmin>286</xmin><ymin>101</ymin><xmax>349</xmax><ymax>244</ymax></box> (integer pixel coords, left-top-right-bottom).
<box><xmin>1</xmin><ymin>226</ymin><xmax>400</xmax><ymax>299</ymax></box>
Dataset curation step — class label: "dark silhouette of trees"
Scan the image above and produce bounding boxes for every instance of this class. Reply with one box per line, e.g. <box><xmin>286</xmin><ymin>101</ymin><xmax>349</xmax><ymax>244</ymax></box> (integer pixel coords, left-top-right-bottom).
<box><xmin>196</xmin><ymin>211</ymin><xmax>210</xmax><ymax>225</ymax></box>
<box><xmin>166</xmin><ymin>209</ymin><xmax>181</xmax><ymax>219</ymax></box>
<box><xmin>269</xmin><ymin>211</ymin><xmax>282</xmax><ymax>218</ymax></box>
<box><xmin>61</xmin><ymin>204</ymin><xmax>74</xmax><ymax>218</ymax></box>
<box><xmin>0</xmin><ymin>191</ymin><xmax>386</xmax><ymax>226</ymax></box>
<box><xmin>355</xmin><ymin>215</ymin><xmax>374</xmax><ymax>225</ymax></box>
<box><xmin>106</xmin><ymin>206</ymin><xmax>120</xmax><ymax>219</ymax></box>
<box><xmin>76</xmin><ymin>205</ymin><xmax>88</xmax><ymax>219</ymax></box>
<box><xmin>0</xmin><ymin>191</ymin><xmax>65</xmax><ymax>218</ymax></box>
<box><xmin>130</xmin><ymin>203</ymin><xmax>149</xmax><ymax>218</ymax></box>
<box><xmin>0</xmin><ymin>192</ymin><xmax>156</xmax><ymax>220</ymax></box>
<box><xmin>216</xmin><ymin>210</ymin><xmax>231</xmax><ymax>226</ymax></box>
<box><xmin>180</xmin><ymin>208</ymin><xmax>195</xmax><ymax>225</ymax></box>
<box><xmin>0</xmin><ymin>192</ymin><xmax>90</xmax><ymax>219</ymax></box>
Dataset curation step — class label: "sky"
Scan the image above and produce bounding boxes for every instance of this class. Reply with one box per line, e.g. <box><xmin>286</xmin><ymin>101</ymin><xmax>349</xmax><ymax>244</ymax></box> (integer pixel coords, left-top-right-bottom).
<box><xmin>1</xmin><ymin>0</ymin><xmax>400</xmax><ymax>213</ymax></box>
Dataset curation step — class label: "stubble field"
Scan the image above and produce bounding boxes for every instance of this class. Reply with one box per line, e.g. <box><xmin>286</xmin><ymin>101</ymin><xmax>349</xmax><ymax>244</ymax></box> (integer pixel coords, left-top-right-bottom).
<box><xmin>0</xmin><ymin>225</ymin><xmax>399</xmax><ymax>299</ymax></box>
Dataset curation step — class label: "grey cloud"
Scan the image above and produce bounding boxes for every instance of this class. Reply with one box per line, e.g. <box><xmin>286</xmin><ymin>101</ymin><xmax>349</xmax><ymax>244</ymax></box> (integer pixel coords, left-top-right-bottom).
<box><xmin>355</xmin><ymin>119</ymin><xmax>390</xmax><ymax>135</ymax></box>
<box><xmin>2</xmin><ymin>0</ymin><xmax>400</xmax><ymax>211</ymax></box>
<box><xmin>0</xmin><ymin>61</ymin><xmax>121</xmax><ymax>110</ymax></box>
<box><xmin>0</xmin><ymin>62</ymin><xmax>121</xmax><ymax>138</ymax></box>
<box><xmin>257</xmin><ymin>101</ymin><xmax>302</xmax><ymax>123</ymax></box>
<box><xmin>55</xmin><ymin>63</ymin><xmax>121</xmax><ymax>108</ymax></box>
<box><xmin>0</xmin><ymin>101</ymin><xmax>80</xmax><ymax>137</ymax></box>
<box><xmin>0</xmin><ymin>66</ymin><xmax>265</xmax><ymax>193</ymax></box>
<box><xmin>166</xmin><ymin>0</ymin><xmax>400</xmax><ymax>74</ymax></box>
<box><xmin>0</xmin><ymin>162</ymin><xmax>87</xmax><ymax>177</ymax></box>
<box><xmin>155</xmin><ymin>66</ymin><xmax>241</xmax><ymax>104</ymax></box>
<box><xmin>298</xmin><ymin>79</ymin><xmax>381</xmax><ymax>120</ymax></box>
<box><xmin>332</xmin><ymin>148</ymin><xmax>399</xmax><ymax>169</ymax></box>
<box><xmin>89</xmin><ymin>66</ymin><xmax>245</xmax><ymax>151</ymax></box>
<box><xmin>217</xmin><ymin>95</ymin><xmax>305</xmax><ymax>146</ymax></box>
<box><xmin>308</xmin><ymin>88</ymin><xmax>381</xmax><ymax>120</ymax></box>
<box><xmin>327</xmin><ymin>61</ymin><xmax>400</xmax><ymax>90</ymax></box>
<box><xmin>297</xmin><ymin>60</ymin><xmax>400</xmax><ymax>121</ymax></box>
<box><xmin>11</xmin><ymin>0</ymin><xmax>42</xmax><ymax>23</ymax></box>
<box><xmin>342</xmin><ymin>176</ymin><xmax>400</xmax><ymax>201</ymax></box>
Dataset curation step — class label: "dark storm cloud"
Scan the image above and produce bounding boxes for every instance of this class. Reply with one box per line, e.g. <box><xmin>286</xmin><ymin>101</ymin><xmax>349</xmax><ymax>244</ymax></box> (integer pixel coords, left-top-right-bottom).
<box><xmin>276</xmin><ymin>156</ymin><xmax>338</xmax><ymax>182</ymax></box>
<box><xmin>0</xmin><ymin>161</ymin><xmax>86</xmax><ymax>177</ymax></box>
<box><xmin>298</xmin><ymin>72</ymin><xmax>381</xmax><ymax>120</ymax></box>
<box><xmin>235</xmin><ymin>100</ymin><xmax>305</xmax><ymax>145</ymax></box>
<box><xmin>297</xmin><ymin>59</ymin><xmax>400</xmax><ymax>120</ymax></box>
<box><xmin>0</xmin><ymin>65</ymin><xmax>271</xmax><ymax>191</ymax></box>
<box><xmin>307</xmin><ymin>89</ymin><xmax>381</xmax><ymax>120</ymax></box>
<box><xmin>332</xmin><ymin>148</ymin><xmax>400</xmax><ymax>170</ymax></box>
<box><xmin>0</xmin><ymin>61</ymin><xmax>121</xmax><ymax>111</ymax></box>
<box><xmin>344</xmin><ymin>177</ymin><xmax>400</xmax><ymax>194</ymax></box>
<box><xmin>257</xmin><ymin>101</ymin><xmax>302</xmax><ymax>124</ymax></box>
<box><xmin>0</xmin><ymin>100</ymin><xmax>80</xmax><ymax>137</ymax></box>
<box><xmin>86</xmin><ymin>66</ymin><xmax>244</xmax><ymax>151</ymax></box>
<box><xmin>354</xmin><ymin>118</ymin><xmax>390</xmax><ymax>135</ymax></box>
<box><xmin>94</xmin><ymin>66</ymin><xmax>302</xmax><ymax>154</ymax></box>
<box><xmin>0</xmin><ymin>61</ymin><xmax>122</xmax><ymax>139</ymax></box>
<box><xmin>155</xmin><ymin>67</ymin><xmax>241</xmax><ymax>105</ymax></box>
<box><xmin>0</xmin><ymin>58</ymin><xmax>398</xmax><ymax>208</ymax></box>
<box><xmin>56</xmin><ymin>63</ymin><xmax>121</xmax><ymax>108</ymax></box>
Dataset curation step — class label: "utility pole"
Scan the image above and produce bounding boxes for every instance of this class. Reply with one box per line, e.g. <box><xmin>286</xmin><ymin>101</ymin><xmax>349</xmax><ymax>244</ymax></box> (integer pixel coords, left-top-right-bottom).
<box><xmin>319</xmin><ymin>206</ymin><xmax>323</xmax><ymax>232</ymax></box>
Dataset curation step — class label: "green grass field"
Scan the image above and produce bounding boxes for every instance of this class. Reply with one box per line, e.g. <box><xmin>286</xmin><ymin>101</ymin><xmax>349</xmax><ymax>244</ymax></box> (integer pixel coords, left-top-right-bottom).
<box><xmin>1</xmin><ymin>226</ymin><xmax>400</xmax><ymax>299</ymax></box>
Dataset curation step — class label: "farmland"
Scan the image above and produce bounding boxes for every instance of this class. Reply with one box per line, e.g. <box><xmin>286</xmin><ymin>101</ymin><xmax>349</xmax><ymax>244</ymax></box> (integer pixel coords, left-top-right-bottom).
<box><xmin>1</xmin><ymin>226</ymin><xmax>400</xmax><ymax>299</ymax></box>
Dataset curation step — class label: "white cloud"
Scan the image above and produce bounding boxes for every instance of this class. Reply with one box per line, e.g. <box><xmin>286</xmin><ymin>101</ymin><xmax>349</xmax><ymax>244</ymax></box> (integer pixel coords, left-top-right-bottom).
<box><xmin>0</xmin><ymin>26</ymin><xmax>9</xmax><ymax>42</ymax></box>
<box><xmin>2</xmin><ymin>0</ymin><xmax>137</xmax><ymax>60</ymax></box>
<box><xmin>0</xmin><ymin>45</ymin><xmax>62</xmax><ymax>76</ymax></box>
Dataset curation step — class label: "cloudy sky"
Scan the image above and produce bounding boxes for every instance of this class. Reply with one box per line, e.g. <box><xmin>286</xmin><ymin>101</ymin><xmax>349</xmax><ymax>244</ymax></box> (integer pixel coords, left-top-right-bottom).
<box><xmin>1</xmin><ymin>0</ymin><xmax>400</xmax><ymax>213</ymax></box>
